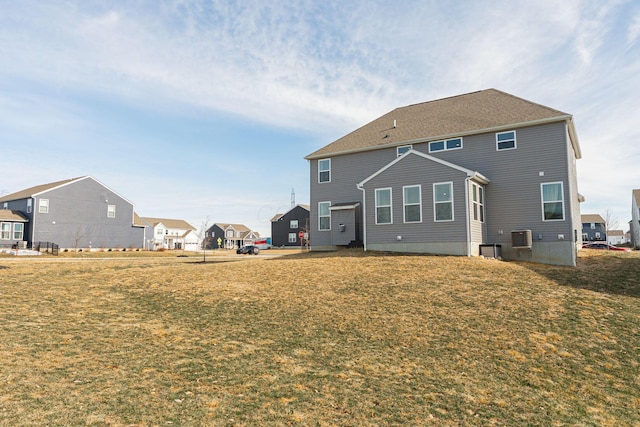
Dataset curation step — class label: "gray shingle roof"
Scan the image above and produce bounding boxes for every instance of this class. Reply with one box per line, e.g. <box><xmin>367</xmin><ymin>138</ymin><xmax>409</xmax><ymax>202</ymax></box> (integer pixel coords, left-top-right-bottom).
<box><xmin>0</xmin><ymin>177</ymin><xmax>86</xmax><ymax>202</ymax></box>
<box><xmin>0</xmin><ymin>210</ymin><xmax>28</xmax><ymax>221</ymax></box>
<box><xmin>306</xmin><ymin>89</ymin><xmax>579</xmax><ymax>159</ymax></box>
<box><xmin>581</xmin><ymin>214</ymin><xmax>605</xmax><ymax>224</ymax></box>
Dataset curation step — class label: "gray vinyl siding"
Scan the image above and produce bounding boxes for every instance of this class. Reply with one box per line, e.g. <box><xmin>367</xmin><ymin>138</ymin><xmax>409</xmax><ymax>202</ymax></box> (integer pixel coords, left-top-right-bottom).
<box><xmin>361</xmin><ymin>154</ymin><xmax>469</xmax><ymax>246</ymax></box>
<box><xmin>31</xmin><ymin>177</ymin><xmax>143</xmax><ymax>248</ymax></box>
<box><xmin>310</xmin><ymin>148</ymin><xmax>395</xmax><ymax>247</ymax></box>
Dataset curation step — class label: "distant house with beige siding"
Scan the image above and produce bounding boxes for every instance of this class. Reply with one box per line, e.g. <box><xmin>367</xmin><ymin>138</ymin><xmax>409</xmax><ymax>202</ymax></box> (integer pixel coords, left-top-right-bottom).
<box><xmin>306</xmin><ymin>89</ymin><xmax>583</xmax><ymax>266</ymax></box>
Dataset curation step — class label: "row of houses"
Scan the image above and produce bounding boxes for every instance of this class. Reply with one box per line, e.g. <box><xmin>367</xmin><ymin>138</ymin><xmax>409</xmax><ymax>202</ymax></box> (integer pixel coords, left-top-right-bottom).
<box><xmin>199</xmin><ymin>204</ymin><xmax>311</xmax><ymax>250</ymax></box>
<box><xmin>2</xmin><ymin>89</ymin><xmax>636</xmax><ymax>263</ymax></box>
<box><xmin>580</xmin><ymin>214</ymin><xmax>628</xmax><ymax>245</ymax></box>
<box><xmin>0</xmin><ymin>176</ymin><xmax>198</xmax><ymax>251</ymax></box>
<box><xmin>0</xmin><ymin>176</ymin><xmax>312</xmax><ymax>252</ymax></box>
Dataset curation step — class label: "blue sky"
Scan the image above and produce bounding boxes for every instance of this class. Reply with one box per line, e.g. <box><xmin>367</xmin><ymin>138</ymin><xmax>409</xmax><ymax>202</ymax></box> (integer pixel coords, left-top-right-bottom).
<box><xmin>1</xmin><ymin>0</ymin><xmax>639</xmax><ymax>237</ymax></box>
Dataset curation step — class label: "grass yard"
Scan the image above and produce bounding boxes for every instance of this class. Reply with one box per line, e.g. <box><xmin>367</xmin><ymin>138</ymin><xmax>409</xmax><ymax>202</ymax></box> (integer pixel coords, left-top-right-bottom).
<box><xmin>0</xmin><ymin>249</ymin><xmax>638</xmax><ymax>426</ymax></box>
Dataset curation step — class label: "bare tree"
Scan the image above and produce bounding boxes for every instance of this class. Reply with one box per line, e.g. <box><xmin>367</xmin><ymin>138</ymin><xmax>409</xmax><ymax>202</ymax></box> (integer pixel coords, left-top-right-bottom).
<box><xmin>603</xmin><ymin>209</ymin><xmax>619</xmax><ymax>235</ymax></box>
<box><xmin>199</xmin><ymin>216</ymin><xmax>211</xmax><ymax>263</ymax></box>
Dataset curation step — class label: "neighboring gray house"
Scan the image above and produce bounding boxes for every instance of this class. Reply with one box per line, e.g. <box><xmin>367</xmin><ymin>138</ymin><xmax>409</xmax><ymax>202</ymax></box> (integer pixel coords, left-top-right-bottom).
<box><xmin>0</xmin><ymin>209</ymin><xmax>28</xmax><ymax>249</ymax></box>
<box><xmin>271</xmin><ymin>204</ymin><xmax>310</xmax><ymax>247</ymax></box>
<box><xmin>305</xmin><ymin>89</ymin><xmax>583</xmax><ymax>266</ymax></box>
<box><xmin>140</xmin><ymin>217</ymin><xmax>199</xmax><ymax>251</ymax></box>
<box><xmin>631</xmin><ymin>189</ymin><xmax>640</xmax><ymax>248</ymax></box>
<box><xmin>581</xmin><ymin>214</ymin><xmax>606</xmax><ymax>242</ymax></box>
<box><xmin>205</xmin><ymin>223</ymin><xmax>260</xmax><ymax>249</ymax></box>
<box><xmin>0</xmin><ymin>176</ymin><xmax>144</xmax><ymax>249</ymax></box>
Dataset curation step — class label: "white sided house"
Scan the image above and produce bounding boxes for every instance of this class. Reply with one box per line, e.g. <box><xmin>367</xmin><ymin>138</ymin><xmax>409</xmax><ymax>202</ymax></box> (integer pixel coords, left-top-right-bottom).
<box><xmin>140</xmin><ymin>217</ymin><xmax>198</xmax><ymax>251</ymax></box>
<box><xmin>305</xmin><ymin>89</ymin><xmax>583</xmax><ymax>266</ymax></box>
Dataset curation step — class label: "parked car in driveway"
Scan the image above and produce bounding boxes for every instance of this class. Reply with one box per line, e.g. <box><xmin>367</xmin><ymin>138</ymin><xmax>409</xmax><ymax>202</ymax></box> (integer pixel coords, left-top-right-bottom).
<box><xmin>582</xmin><ymin>242</ymin><xmax>631</xmax><ymax>252</ymax></box>
<box><xmin>236</xmin><ymin>245</ymin><xmax>260</xmax><ymax>255</ymax></box>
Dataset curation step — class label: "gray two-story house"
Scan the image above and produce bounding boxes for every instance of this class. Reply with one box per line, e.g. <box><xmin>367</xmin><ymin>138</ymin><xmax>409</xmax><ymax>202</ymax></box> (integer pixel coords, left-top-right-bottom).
<box><xmin>305</xmin><ymin>89</ymin><xmax>583</xmax><ymax>266</ymax></box>
<box><xmin>271</xmin><ymin>204</ymin><xmax>310</xmax><ymax>247</ymax></box>
<box><xmin>581</xmin><ymin>214</ymin><xmax>606</xmax><ymax>242</ymax></box>
<box><xmin>0</xmin><ymin>176</ymin><xmax>145</xmax><ymax>249</ymax></box>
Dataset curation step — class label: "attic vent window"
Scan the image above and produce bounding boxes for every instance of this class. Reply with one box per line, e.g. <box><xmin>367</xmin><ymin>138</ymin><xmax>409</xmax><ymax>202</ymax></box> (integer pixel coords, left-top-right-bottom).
<box><xmin>397</xmin><ymin>145</ymin><xmax>412</xmax><ymax>157</ymax></box>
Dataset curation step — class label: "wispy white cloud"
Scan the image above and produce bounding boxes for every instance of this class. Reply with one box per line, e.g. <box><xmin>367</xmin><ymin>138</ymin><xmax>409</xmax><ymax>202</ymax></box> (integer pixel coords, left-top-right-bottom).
<box><xmin>1</xmin><ymin>0</ymin><xmax>639</xmax><ymax>234</ymax></box>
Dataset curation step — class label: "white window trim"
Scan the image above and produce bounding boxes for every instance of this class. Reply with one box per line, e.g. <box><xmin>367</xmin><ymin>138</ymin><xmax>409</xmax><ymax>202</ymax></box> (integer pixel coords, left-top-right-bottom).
<box><xmin>403</xmin><ymin>185</ymin><xmax>422</xmax><ymax>223</ymax></box>
<box><xmin>397</xmin><ymin>145</ymin><xmax>412</xmax><ymax>157</ymax></box>
<box><xmin>13</xmin><ymin>223</ymin><xmax>23</xmax><ymax>240</ymax></box>
<box><xmin>433</xmin><ymin>182</ymin><xmax>454</xmax><ymax>222</ymax></box>
<box><xmin>375</xmin><ymin>188</ymin><xmax>393</xmax><ymax>225</ymax></box>
<box><xmin>318</xmin><ymin>158</ymin><xmax>331</xmax><ymax>183</ymax></box>
<box><xmin>318</xmin><ymin>201</ymin><xmax>331</xmax><ymax>231</ymax></box>
<box><xmin>429</xmin><ymin>137</ymin><xmax>463</xmax><ymax>153</ymax></box>
<box><xmin>38</xmin><ymin>199</ymin><xmax>49</xmax><ymax>214</ymax></box>
<box><xmin>496</xmin><ymin>130</ymin><xmax>517</xmax><ymax>151</ymax></box>
<box><xmin>27</xmin><ymin>199</ymin><xmax>32</xmax><ymax>213</ymax></box>
<box><xmin>290</xmin><ymin>219</ymin><xmax>298</xmax><ymax>229</ymax></box>
<box><xmin>107</xmin><ymin>204</ymin><xmax>116</xmax><ymax>218</ymax></box>
<box><xmin>472</xmin><ymin>183</ymin><xmax>484</xmax><ymax>223</ymax></box>
<box><xmin>0</xmin><ymin>222</ymin><xmax>10</xmax><ymax>240</ymax></box>
<box><xmin>540</xmin><ymin>181</ymin><xmax>565</xmax><ymax>222</ymax></box>
<box><xmin>288</xmin><ymin>233</ymin><xmax>297</xmax><ymax>243</ymax></box>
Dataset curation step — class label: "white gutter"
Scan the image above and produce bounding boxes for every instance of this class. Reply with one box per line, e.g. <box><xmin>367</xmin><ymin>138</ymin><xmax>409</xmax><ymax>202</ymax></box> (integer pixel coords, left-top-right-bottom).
<box><xmin>356</xmin><ymin>183</ymin><xmax>367</xmax><ymax>251</ymax></box>
<box><xmin>465</xmin><ymin>177</ymin><xmax>471</xmax><ymax>257</ymax></box>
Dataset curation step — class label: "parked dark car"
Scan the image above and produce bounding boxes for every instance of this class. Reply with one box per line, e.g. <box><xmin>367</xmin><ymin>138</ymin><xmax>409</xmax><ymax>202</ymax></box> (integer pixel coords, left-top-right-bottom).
<box><xmin>236</xmin><ymin>245</ymin><xmax>260</xmax><ymax>255</ymax></box>
<box><xmin>582</xmin><ymin>242</ymin><xmax>631</xmax><ymax>252</ymax></box>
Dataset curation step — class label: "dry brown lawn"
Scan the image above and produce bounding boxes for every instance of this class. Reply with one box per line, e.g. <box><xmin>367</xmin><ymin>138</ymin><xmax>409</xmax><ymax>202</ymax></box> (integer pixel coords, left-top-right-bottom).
<box><xmin>0</xmin><ymin>249</ymin><xmax>638</xmax><ymax>426</ymax></box>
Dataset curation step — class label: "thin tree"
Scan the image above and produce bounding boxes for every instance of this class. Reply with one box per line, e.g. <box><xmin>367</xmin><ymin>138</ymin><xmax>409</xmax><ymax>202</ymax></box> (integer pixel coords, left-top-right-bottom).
<box><xmin>603</xmin><ymin>209</ymin><xmax>619</xmax><ymax>235</ymax></box>
<box><xmin>199</xmin><ymin>217</ymin><xmax>211</xmax><ymax>263</ymax></box>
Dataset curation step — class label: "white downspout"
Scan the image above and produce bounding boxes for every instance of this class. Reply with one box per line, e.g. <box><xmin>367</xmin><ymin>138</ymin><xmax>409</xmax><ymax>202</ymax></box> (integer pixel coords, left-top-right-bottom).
<box><xmin>465</xmin><ymin>177</ymin><xmax>471</xmax><ymax>257</ymax></box>
<box><xmin>357</xmin><ymin>183</ymin><xmax>367</xmax><ymax>251</ymax></box>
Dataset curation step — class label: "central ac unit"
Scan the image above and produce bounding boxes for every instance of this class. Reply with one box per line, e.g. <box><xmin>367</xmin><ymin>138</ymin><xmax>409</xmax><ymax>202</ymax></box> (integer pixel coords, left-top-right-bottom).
<box><xmin>512</xmin><ymin>230</ymin><xmax>532</xmax><ymax>248</ymax></box>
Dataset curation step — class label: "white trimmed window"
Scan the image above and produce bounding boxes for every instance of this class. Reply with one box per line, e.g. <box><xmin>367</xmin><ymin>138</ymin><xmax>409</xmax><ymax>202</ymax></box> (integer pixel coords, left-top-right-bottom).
<box><xmin>0</xmin><ymin>223</ymin><xmax>10</xmax><ymax>240</ymax></box>
<box><xmin>541</xmin><ymin>182</ymin><xmax>564</xmax><ymax>221</ymax></box>
<box><xmin>472</xmin><ymin>183</ymin><xmax>484</xmax><ymax>222</ymax></box>
<box><xmin>318</xmin><ymin>202</ymin><xmax>331</xmax><ymax>230</ymax></box>
<box><xmin>429</xmin><ymin>138</ymin><xmax>463</xmax><ymax>153</ymax></box>
<box><xmin>434</xmin><ymin>182</ymin><xmax>454</xmax><ymax>222</ymax></box>
<box><xmin>27</xmin><ymin>199</ymin><xmax>32</xmax><ymax>213</ymax></box>
<box><xmin>590</xmin><ymin>223</ymin><xmax>596</xmax><ymax>229</ymax></box>
<box><xmin>288</xmin><ymin>233</ymin><xmax>297</xmax><ymax>243</ymax></box>
<box><xmin>582</xmin><ymin>233</ymin><xmax>589</xmax><ymax>240</ymax></box>
<box><xmin>13</xmin><ymin>223</ymin><xmax>23</xmax><ymax>240</ymax></box>
<box><xmin>107</xmin><ymin>205</ymin><xmax>116</xmax><ymax>218</ymax></box>
<box><xmin>318</xmin><ymin>159</ymin><xmax>331</xmax><ymax>183</ymax></box>
<box><xmin>38</xmin><ymin>199</ymin><xmax>49</xmax><ymax>213</ymax></box>
<box><xmin>397</xmin><ymin>145</ymin><xmax>412</xmax><ymax>157</ymax></box>
<box><xmin>290</xmin><ymin>219</ymin><xmax>298</xmax><ymax>229</ymax></box>
<box><xmin>496</xmin><ymin>131</ymin><xmax>516</xmax><ymax>150</ymax></box>
<box><xmin>403</xmin><ymin>185</ymin><xmax>422</xmax><ymax>223</ymax></box>
<box><xmin>375</xmin><ymin>188</ymin><xmax>392</xmax><ymax>224</ymax></box>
